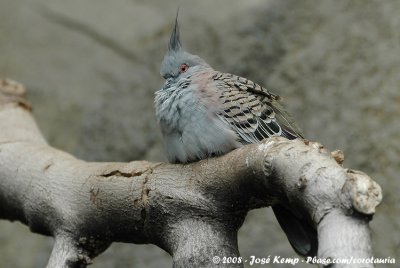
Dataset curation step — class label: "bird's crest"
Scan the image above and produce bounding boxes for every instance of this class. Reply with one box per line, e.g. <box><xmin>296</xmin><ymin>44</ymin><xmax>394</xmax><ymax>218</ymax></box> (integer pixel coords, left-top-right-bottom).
<box><xmin>160</xmin><ymin>10</ymin><xmax>210</xmax><ymax>79</ymax></box>
<box><xmin>168</xmin><ymin>10</ymin><xmax>182</xmax><ymax>53</ymax></box>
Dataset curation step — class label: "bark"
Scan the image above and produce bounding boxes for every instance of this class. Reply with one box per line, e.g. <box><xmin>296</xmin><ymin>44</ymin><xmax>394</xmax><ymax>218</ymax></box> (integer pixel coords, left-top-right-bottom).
<box><xmin>0</xmin><ymin>79</ymin><xmax>382</xmax><ymax>268</ymax></box>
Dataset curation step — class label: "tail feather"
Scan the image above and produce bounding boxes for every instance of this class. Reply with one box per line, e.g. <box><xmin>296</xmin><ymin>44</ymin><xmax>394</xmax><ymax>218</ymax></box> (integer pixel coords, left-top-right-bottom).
<box><xmin>272</xmin><ymin>205</ymin><xmax>318</xmax><ymax>257</ymax></box>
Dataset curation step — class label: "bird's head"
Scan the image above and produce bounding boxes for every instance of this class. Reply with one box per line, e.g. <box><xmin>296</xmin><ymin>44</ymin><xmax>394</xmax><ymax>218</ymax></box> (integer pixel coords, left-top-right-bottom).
<box><xmin>160</xmin><ymin>12</ymin><xmax>211</xmax><ymax>81</ymax></box>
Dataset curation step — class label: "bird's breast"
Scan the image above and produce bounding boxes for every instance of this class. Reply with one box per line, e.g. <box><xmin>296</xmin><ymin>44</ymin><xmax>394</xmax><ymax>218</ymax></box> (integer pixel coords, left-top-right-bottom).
<box><xmin>155</xmin><ymin>82</ymin><xmax>240</xmax><ymax>163</ymax></box>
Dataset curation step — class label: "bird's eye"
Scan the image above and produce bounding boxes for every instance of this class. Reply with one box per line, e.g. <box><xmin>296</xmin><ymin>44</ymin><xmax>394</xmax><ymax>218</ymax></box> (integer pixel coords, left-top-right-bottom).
<box><xmin>179</xmin><ymin>63</ymin><xmax>189</xmax><ymax>73</ymax></box>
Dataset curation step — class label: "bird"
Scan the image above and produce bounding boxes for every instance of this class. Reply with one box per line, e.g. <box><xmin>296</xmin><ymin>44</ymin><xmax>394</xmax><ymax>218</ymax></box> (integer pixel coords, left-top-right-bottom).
<box><xmin>154</xmin><ymin>13</ymin><xmax>318</xmax><ymax>258</ymax></box>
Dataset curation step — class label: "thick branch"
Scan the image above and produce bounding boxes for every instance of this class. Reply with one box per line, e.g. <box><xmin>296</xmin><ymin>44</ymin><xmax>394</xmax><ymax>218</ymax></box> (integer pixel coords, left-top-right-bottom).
<box><xmin>0</xmin><ymin>79</ymin><xmax>382</xmax><ymax>268</ymax></box>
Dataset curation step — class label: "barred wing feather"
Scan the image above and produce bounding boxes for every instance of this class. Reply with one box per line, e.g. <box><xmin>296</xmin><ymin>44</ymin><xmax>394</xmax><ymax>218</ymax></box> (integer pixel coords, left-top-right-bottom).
<box><xmin>213</xmin><ymin>72</ymin><xmax>317</xmax><ymax>258</ymax></box>
<box><xmin>213</xmin><ymin>72</ymin><xmax>303</xmax><ymax>143</ymax></box>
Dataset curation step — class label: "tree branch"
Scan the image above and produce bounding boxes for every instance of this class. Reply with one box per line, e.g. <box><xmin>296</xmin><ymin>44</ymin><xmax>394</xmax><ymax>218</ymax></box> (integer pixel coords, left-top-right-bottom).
<box><xmin>0</xmin><ymin>79</ymin><xmax>382</xmax><ymax>268</ymax></box>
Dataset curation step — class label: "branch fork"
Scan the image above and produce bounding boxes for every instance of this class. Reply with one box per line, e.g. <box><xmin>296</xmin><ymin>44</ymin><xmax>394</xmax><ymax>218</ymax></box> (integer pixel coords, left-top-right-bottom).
<box><xmin>0</xmin><ymin>79</ymin><xmax>382</xmax><ymax>268</ymax></box>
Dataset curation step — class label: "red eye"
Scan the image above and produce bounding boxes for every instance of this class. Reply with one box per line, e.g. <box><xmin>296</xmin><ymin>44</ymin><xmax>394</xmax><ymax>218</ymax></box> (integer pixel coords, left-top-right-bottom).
<box><xmin>179</xmin><ymin>63</ymin><xmax>189</xmax><ymax>73</ymax></box>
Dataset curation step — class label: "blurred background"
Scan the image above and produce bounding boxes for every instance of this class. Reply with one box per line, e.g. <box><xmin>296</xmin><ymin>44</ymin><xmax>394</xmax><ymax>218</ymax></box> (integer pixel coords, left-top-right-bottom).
<box><xmin>0</xmin><ymin>0</ymin><xmax>399</xmax><ymax>267</ymax></box>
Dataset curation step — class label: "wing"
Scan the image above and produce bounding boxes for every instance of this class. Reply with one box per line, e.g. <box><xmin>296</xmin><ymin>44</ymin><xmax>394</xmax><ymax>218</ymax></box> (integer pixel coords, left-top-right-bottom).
<box><xmin>214</xmin><ymin>72</ymin><xmax>318</xmax><ymax>258</ymax></box>
<box><xmin>213</xmin><ymin>72</ymin><xmax>303</xmax><ymax>144</ymax></box>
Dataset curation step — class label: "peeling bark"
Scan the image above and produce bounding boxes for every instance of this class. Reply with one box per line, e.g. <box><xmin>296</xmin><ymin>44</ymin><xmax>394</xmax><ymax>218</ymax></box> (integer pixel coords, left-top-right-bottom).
<box><xmin>0</xmin><ymin>79</ymin><xmax>382</xmax><ymax>268</ymax></box>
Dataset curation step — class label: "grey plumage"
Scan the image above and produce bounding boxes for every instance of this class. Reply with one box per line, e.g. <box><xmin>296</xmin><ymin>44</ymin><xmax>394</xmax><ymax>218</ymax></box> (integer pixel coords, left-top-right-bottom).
<box><xmin>154</xmin><ymin>14</ymin><xmax>317</xmax><ymax>257</ymax></box>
